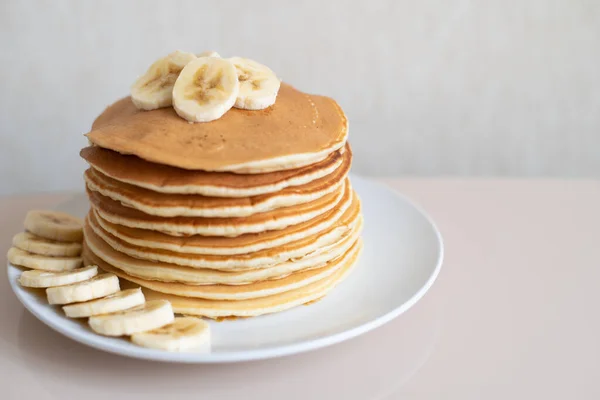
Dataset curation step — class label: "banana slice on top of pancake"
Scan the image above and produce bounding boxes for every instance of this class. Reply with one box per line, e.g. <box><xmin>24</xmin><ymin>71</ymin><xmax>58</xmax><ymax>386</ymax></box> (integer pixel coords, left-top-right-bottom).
<box><xmin>197</xmin><ymin>50</ymin><xmax>220</xmax><ymax>58</ymax></box>
<box><xmin>172</xmin><ymin>57</ymin><xmax>239</xmax><ymax>123</ymax></box>
<box><xmin>229</xmin><ymin>57</ymin><xmax>280</xmax><ymax>110</ymax></box>
<box><xmin>131</xmin><ymin>50</ymin><xmax>197</xmax><ymax>110</ymax></box>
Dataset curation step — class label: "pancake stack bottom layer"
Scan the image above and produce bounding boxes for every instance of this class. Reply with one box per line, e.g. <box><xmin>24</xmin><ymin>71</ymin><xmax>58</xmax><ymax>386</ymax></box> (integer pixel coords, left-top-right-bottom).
<box><xmin>81</xmin><ymin>84</ymin><xmax>363</xmax><ymax>319</ymax></box>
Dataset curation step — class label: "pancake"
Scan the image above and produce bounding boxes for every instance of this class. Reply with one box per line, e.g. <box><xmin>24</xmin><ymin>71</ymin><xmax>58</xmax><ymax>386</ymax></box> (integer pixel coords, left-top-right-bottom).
<box><xmin>84</xmin><ymin>239</ymin><xmax>360</xmax><ymax>301</ymax></box>
<box><xmin>86</xmin><ymin>199</ymin><xmax>361</xmax><ymax>269</ymax></box>
<box><xmin>83</xmin><ymin>145</ymin><xmax>351</xmax><ymax>218</ymax></box>
<box><xmin>80</xmin><ymin>144</ymin><xmax>345</xmax><ymax>197</ymax></box>
<box><xmin>83</xmin><ymin>218</ymin><xmax>362</xmax><ymax>283</ymax></box>
<box><xmin>92</xmin><ymin>187</ymin><xmax>356</xmax><ymax>255</ymax></box>
<box><xmin>88</xmin><ymin>179</ymin><xmax>348</xmax><ymax>237</ymax></box>
<box><xmin>135</xmin><ymin>241</ymin><xmax>361</xmax><ymax>318</ymax></box>
<box><xmin>86</xmin><ymin>83</ymin><xmax>348</xmax><ymax>173</ymax></box>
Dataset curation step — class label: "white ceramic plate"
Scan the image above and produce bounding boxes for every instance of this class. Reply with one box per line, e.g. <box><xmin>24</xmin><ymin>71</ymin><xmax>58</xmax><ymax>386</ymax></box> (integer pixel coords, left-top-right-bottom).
<box><xmin>7</xmin><ymin>175</ymin><xmax>443</xmax><ymax>363</ymax></box>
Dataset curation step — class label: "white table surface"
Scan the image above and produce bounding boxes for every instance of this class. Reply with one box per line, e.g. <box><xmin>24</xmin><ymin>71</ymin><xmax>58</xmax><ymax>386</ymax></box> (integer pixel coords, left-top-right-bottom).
<box><xmin>1</xmin><ymin>179</ymin><xmax>599</xmax><ymax>399</ymax></box>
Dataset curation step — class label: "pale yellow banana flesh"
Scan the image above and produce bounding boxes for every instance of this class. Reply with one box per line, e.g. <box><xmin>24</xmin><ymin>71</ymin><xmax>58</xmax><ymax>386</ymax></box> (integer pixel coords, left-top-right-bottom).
<box><xmin>88</xmin><ymin>300</ymin><xmax>174</xmax><ymax>337</ymax></box>
<box><xmin>129</xmin><ymin>50</ymin><xmax>280</xmax><ymax>123</ymax></box>
<box><xmin>229</xmin><ymin>57</ymin><xmax>280</xmax><ymax>110</ymax></box>
<box><xmin>131</xmin><ymin>50</ymin><xmax>197</xmax><ymax>110</ymax></box>
<box><xmin>19</xmin><ymin>265</ymin><xmax>98</xmax><ymax>288</ymax></box>
<box><xmin>63</xmin><ymin>288</ymin><xmax>145</xmax><ymax>318</ymax></box>
<box><xmin>131</xmin><ymin>317</ymin><xmax>211</xmax><ymax>352</ymax></box>
<box><xmin>13</xmin><ymin>231</ymin><xmax>82</xmax><ymax>257</ymax></box>
<box><xmin>172</xmin><ymin>57</ymin><xmax>240</xmax><ymax>123</ymax></box>
<box><xmin>46</xmin><ymin>273</ymin><xmax>120</xmax><ymax>305</ymax></box>
<box><xmin>197</xmin><ymin>50</ymin><xmax>220</xmax><ymax>58</ymax></box>
<box><xmin>8</xmin><ymin>247</ymin><xmax>82</xmax><ymax>272</ymax></box>
<box><xmin>24</xmin><ymin>210</ymin><xmax>83</xmax><ymax>242</ymax></box>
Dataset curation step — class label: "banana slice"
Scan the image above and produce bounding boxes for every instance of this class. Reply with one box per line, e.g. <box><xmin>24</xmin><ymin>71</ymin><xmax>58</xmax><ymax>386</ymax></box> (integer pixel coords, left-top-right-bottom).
<box><xmin>131</xmin><ymin>317</ymin><xmax>211</xmax><ymax>352</ymax></box>
<box><xmin>13</xmin><ymin>231</ymin><xmax>82</xmax><ymax>257</ymax></box>
<box><xmin>131</xmin><ymin>50</ymin><xmax>197</xmax><ymax>110</ymax></box>
<box><xmin>19</xmin><ymin>265</ymin><xmax>98</xmax><ymax>288</ymax></box>
<box><xmin>7</xmin><ymin>247</ymin><xmax>82</xmax><ymax>272</ymax></box>
<box><xmin>63</xmin><ymin>288</ymin><xmax>145</xmax><ymax>318</ymax></box>
<box><xmin>229</xmin><ymin>57</ymin><xmax>280</xmax><ymax>110</ymax></box>
<box><xmin>172</xmin><ymin>57</ymin><xmax>239</xmax><ymax>122</ymax></box>
<box><xmin>24</xmin><ymin>210</ymin><xmax>83</xmax><ymax>242</ymax></box>
<box><xmin>197</xmin><ymin>50</ymin><xmax>220</xmax><ymax>58</ymax></box>
<box><xmin>89</xmin><ymin>300</ymin><xmax>174</xmax><ymax>337</ymax></box>
<box><xmin>47</xmin><ymin>273</ymin><xmax>120</xmax><ymax>305</ymax></box>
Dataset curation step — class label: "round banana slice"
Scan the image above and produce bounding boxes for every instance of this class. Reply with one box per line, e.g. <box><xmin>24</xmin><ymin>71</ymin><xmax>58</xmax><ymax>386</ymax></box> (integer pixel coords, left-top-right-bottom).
<box><xmin>13</xmin><ymin>231</ymin><xmax>82</xmax><ymax>257</ymax></box>
<box><xmin>172</xmin><ymin>57</ymin><xmax>239</xmax><ymax>123</ymax></box>
<box><xmin>131</xmin><ymin>50</ymin><xmax>197</xmax><ymax>110</ymax></box>
<box><xmin>63</xmin><ymin>288</ymin><xmax>145</xmax><ymax>318</ymax></box>
<box><xmin>229</xmin><ymin>57</ymin><xmax>280</xmax><ymax>110</ymax></box>
<box><xmin>7</xmin><ymin>247</ymin><xmax>82</xmax><ymax>272</ymax></box>
<box><xmin>19</xmin><ymin>265</ymin><xmax>98</xmax><ymax>288</ymax></box>
<box><xmin>131</xmin><ymin>317</ymin><xmax>211</xmax><ymax>352</ymax></box>
<box><xmin>197</xmin><ymin>50</ymin><xmax>220</xmax><ymax>58</ymax></box>
<box><xmin>89</xmin><ymin>300</ymin><xmax>174</xmax><ymax>337</ymax></box>
<box><xmin>46</xmin><ymin>273</ymin><xmax>120</xmax><ymax>305</ymax></box>
<box><xmin>24</xmin><ymin>210</ymin><xmax>83</xmax><ymax>242</ymax></box>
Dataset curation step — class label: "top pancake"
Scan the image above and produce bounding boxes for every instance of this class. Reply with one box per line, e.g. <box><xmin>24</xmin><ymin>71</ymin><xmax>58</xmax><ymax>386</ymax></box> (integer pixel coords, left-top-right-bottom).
<box><xmin>86</xmin><ymin>83</ymin><xmax>348</xmax><ymax>173</ymax></box>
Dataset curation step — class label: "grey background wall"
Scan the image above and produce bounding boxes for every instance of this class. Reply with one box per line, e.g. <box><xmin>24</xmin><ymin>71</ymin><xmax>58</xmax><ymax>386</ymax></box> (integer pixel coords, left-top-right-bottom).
<box><xmin>1</xmin><ymin>0</ymin><xmax>599</xmax><ymax>195</ymax></box>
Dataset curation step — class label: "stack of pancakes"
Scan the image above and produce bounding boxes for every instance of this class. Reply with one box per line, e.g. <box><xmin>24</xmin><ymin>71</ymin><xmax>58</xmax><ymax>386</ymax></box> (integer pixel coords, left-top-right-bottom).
<box><xmin>80</xmin><ymin>83</ymin><xmax>363</xmax><ymax>319</ymax></box>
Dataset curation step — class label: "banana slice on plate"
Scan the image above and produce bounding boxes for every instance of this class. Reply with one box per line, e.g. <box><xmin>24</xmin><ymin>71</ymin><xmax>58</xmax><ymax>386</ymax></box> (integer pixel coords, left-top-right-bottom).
<box><xmin>89</xmin><ymin>300</ymin><xmax>174</xmax><ymax>337</ymax></box>
<box><xmin>197</xmin><ymin>50</ymin><xmax>220</xmax><ymax>58</ymax></box>
<box><xmin>24</xmin><ymin>210</ymin><xmax>83</xmax><ymax>242</ymax></box>
<box><xmin>7</xmin><ymin>247</ymin><xmax>82</xmax><ymax>272</ymax></box>
<box><xmin>63</xmin><ymin>288</ymin><xmax>145</xmax><ymax>318</ymax></box>
<box><xmin>19</xmin><ymin>265</ymin><xmax>98</xmax><ymax>288</ymax></box>
<box><xmin>131</xmin><ymin>50</ymin><xmax>197</xmax><ymax>110</ymax></box>
<box><xmin>13</xmin><ymin>231</ymin><xmax>82</xmax><ymax>257</ymax></box>
<box><xmin>229</xmin><ymin>57</ymin><xmax>280</xmax><ymax>110</ymax></box>
<box><xmin>46</xmin><ymin>273</ymin><xmax>120</xmax><ymax>305</ymax></box>
<box><xmin>131</xmin><ymin>317</ymin><xmax>211</xmax><ymax>352</ymax></box>
<box><xmin>172</xmin><ymin>57</ymin><xmax>239</xmax><ymax>123</ymax></box>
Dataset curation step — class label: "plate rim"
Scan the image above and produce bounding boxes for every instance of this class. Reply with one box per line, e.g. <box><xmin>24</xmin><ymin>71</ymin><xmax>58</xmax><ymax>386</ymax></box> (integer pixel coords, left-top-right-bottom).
<box><xmin>7</xmin><ymin>175</ymin><xmax>444</xmax><ymax>363</ymax></box>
